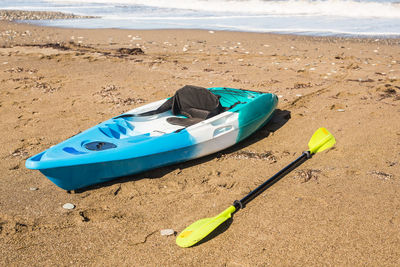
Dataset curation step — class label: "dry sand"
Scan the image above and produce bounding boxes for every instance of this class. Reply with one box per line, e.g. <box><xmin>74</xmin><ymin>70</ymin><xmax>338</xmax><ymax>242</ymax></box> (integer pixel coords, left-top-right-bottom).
<box><xmin>0</xmin><ymin>19</ymin><xmax>399</xmax><ymax>266</ymax></box>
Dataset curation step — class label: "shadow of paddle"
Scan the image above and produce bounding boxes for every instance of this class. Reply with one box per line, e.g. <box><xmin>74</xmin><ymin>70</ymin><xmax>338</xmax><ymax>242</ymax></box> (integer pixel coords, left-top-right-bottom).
<box><xmin>71</xmin><ymin>109</ymin><xmax>291</xmax><ymax>193</ymax></box>
<box><xmin>191</xmin><ymin>216</ymin><xmax>234</xmax><ymax>247</ymax></box>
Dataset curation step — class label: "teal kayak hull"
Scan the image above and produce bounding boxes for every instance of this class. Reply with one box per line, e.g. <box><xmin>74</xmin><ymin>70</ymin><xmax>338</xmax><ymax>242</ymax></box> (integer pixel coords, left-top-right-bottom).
<box><xmin>26</xmin><ymin>87</ymin><xmax>278</xmax><ymax>190</ymax></box>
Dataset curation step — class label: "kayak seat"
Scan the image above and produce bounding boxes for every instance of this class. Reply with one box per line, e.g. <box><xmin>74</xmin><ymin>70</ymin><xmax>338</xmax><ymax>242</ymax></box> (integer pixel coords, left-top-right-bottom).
<box><xmin>140</xmin><ymin>85</ymin><xmax>225</xmax><ymax>127</ymax></box>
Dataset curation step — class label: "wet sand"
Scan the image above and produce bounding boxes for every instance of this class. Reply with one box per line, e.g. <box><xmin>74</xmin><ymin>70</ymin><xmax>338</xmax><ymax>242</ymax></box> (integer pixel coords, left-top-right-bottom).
<box><xmin>1</xmin><ymin>17</ymin><xmax>400</xmax><ymax>266</ymax></box>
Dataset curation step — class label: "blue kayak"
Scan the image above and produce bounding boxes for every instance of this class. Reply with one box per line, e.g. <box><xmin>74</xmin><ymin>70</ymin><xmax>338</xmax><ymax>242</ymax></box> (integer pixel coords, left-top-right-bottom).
<box><xmin>26</xmin><ymin>86</ymin><xmax>278</xmax><ymax>190</ymax></box>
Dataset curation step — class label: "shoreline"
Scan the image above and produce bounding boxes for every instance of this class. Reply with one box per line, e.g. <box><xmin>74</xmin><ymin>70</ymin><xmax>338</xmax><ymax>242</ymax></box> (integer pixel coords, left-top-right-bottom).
<box><xmin>1</xmin><ymin>9</ymin><xmax>400</xmax><ymax>41</ymax></box>
<box><xmin>1</xmin><ymin>13</ymin><xmax>400</xmax><ymax>266</ymax></box>
<box><xmin>1</xmin><ymin>20</ymin><xmax>400</xmax><ymax>51</ymax></box>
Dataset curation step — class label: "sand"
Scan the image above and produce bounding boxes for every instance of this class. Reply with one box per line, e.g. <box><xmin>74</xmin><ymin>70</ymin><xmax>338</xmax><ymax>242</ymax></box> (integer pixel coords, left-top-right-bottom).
<box><xmin>1</xmin><ymin>18</ymin><xmax>400</xmax><ymax>266</ymax></box>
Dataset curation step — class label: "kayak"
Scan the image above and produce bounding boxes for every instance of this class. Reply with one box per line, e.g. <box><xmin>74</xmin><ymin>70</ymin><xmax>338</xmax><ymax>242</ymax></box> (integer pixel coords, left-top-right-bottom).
<box><xmin>26</xmin><ymin>86</ymin><xmax>278</xmax><ymax>190</ymax></box>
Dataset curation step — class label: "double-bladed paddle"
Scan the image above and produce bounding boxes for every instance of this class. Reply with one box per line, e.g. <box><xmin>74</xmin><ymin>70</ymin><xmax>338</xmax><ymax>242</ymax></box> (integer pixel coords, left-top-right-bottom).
<box><xmin>176</xmin><ymin>127</ymin><xmax>336</xmax><ymax>247</ymax></box>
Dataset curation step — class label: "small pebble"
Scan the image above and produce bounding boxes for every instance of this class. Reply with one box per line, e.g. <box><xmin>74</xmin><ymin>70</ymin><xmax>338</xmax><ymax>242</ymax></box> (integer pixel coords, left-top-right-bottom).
<box><xmin>337</xmin><ymin>109</ymin><xmax>345</xmax><ymax>112</ymax></box>
<box><xmin>296</xmin><ymin>94</ymin><xmax>302</xmax><ymax>97</ymax></box>
<box><xmin>208</xmin><ymin>31</ymin><xmax>215</xmax><ymax>34</ymax></box>
<box><xmin>63</xmin><ymin>203</ymin><xmax>75</xmax><ymax>210</ymax></box>
<box><xmin>160</xmin><ymin>229</ymin><xmax>175</xmax><ymax>236</ymax></box>
<box><xmin>29</xmin><ymin>187</ymin><xmax>38</xmax><ymax>191</ymax></box>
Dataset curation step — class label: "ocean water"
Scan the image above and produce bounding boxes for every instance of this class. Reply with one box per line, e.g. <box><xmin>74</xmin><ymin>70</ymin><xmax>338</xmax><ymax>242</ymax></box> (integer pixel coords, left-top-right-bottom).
<box><xmin>1</xmin><ymin>0</ymin><xmax>400</xmax><ymax>37</ymax></box>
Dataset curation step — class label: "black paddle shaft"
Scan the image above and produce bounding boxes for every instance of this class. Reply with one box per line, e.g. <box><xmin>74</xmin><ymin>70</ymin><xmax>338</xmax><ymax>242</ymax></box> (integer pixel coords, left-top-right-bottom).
<box><xmin>233</xmin><ymin>151</ymin><xmax>311</xmax><ymax>210</ymax></box>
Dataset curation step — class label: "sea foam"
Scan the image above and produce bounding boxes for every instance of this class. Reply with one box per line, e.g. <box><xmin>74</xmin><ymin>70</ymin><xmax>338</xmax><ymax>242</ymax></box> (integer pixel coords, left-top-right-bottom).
<box><xmin>45</xmin><ymin>0</ymin><xmax>400</xmax><ymax>18</ymax></box>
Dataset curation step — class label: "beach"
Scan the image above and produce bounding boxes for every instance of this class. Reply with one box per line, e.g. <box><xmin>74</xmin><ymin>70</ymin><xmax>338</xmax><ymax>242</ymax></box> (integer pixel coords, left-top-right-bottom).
<box><xmin>1</xmin><ymin>14</ymin><xmax>400</xmax><ymax>266</ymax></box>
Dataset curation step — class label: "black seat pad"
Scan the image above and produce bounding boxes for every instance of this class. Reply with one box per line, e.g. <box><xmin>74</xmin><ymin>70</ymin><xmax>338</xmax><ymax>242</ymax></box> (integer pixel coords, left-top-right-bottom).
<box><xmin>160</xmin><ymin>85</ymin><xmax>224</xmax><ymax>118</ymax></box>
<box><xmin>139</xmin><ymin>85</ymin><xmax>224</xmax><ymax>126</ymax></box>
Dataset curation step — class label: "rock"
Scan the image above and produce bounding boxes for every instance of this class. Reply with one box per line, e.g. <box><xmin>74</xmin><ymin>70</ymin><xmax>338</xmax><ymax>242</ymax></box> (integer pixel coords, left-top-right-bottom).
<box><xmin>63</xmin><ymin>203</ymin><xmax>75</xmax><ymax>210</ymax></box>
<box><xmin>0</xmin><ymin>10</ymin><xmax>96</xmax><ymax>21</ymax></box>
<box><xmin>160</xmin><ymin>229</ymin><xmax>175</xmax><ymax>236</ymax></box>
<box><xmin>29</xmin><ymin>187</ymin><xmax>38</xmax><ymax>191</ymax></box>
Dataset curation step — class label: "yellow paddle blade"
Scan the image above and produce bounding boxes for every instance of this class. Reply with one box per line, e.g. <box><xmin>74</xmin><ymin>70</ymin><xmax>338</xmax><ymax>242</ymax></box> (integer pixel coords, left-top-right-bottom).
<box><xmin>176</xmin><ymin>205</ymin><xmax>236</xmax><ymax>248</ymax></box>
<box><xmin>308</xmin><ymin>127</ymin><xmax>336</xmax><ymax>154</ymax></box>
